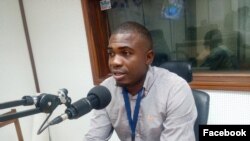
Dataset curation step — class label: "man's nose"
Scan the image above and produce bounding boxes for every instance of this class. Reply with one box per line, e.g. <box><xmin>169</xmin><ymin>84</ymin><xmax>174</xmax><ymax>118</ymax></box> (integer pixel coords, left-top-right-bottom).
<box><xmin>110</xmin><ymin>55</ymin><xmax>123</xmax><ymax>67</ymax></box>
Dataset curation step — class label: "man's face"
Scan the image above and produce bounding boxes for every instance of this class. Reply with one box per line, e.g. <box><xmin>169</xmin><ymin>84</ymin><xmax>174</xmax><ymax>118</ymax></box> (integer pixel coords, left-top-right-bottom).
<box><xmin>107</xmin><ymin>32</ymin><xmax>153</xmax><ymax>87</ymax></box>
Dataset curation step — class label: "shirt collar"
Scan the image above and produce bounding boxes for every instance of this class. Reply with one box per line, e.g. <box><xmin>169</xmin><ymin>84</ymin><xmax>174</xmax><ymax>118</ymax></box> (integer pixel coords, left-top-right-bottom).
<box><xmin>119</xmin><ymin>66</ymin><xmax>155</xmax><ymax>97</ymax></box>
<box><xmin>142</xmin><ymin>66</ymin><xmax>155</xmax><ymax>96</ymax></box>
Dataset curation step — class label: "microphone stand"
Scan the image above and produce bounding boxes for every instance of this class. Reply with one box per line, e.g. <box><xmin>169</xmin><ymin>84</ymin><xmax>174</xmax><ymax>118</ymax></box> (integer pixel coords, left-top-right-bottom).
<box><xmin>0</xmin><ymin>96</ymin><xmax>36</xmax><ymax>110</ymax></box>
<box><xmin>0</xmin><ymin>89</ymin><xmax>72</xmax><ymax>135</ymax></box>
<box><xmin>0</xmin><ymin>94</ymin><xmax>62</xmax><ymax>122</ymax></box>
<box><xmin>0</xmin><ymin>108</ymin><xmax>41</xmax><ymax>122</ymax></box>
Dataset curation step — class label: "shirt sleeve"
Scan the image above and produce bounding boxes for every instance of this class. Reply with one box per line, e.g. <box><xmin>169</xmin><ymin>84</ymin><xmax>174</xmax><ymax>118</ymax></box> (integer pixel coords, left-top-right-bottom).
<box><xmin>83</xmin><ymin>109</ymin><xmax>114</xmax><ymax>141</ymax></box>
<box><xmin>160</xmin><ymin>81</ymin><xmax>197</xmax><ymax>141</ymax></box>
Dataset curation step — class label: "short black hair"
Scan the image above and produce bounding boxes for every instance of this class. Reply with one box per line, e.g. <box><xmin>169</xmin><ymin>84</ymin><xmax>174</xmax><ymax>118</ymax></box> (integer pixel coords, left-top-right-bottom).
<box><xmin>112</xmin><ymin>21</ymin><xmax>153</xmax><ymax>49</ymax></box>
<box><xmin>204</xmin><ymin>29</ymin><xmax>223</xmax><ymax>49</ymax></box>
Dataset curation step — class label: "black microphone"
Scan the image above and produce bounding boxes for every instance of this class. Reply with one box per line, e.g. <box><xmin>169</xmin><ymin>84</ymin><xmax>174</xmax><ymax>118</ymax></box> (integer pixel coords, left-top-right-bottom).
<box><xmin>48</xmin><ymin>85</ymin><xmax>111</xmax><ymax>126</ymax></box>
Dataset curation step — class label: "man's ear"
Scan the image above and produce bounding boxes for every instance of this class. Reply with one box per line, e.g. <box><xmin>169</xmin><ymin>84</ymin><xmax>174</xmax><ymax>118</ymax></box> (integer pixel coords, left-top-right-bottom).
<box><xmin>146</xmin><ymin>49</ymin><xmax>154</xmax><ymax>65</ymax></box>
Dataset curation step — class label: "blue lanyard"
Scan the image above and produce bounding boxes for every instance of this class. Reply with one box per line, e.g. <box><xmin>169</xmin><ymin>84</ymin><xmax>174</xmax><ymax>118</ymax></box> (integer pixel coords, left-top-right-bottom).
<box><xmin>122</xmin><ymin>88</ymin><xmax>144</xmax><ymax>141</ymax></box>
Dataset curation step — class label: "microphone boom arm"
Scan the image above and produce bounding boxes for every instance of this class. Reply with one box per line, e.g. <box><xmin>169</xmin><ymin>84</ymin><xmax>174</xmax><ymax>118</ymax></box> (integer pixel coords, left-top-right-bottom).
<box><xmin>0</xmin><ymin>96</ymin><xmax>36</xmax><ymax>110</ymax></box>
<box><xmin>0</xmin><ymin>91</ymin><xmax>71</xmax><ymax>122</ymax></box>
<box><xmin>0</xmin><ymin>108</ymin><xmax>41</xmax><ymax>122</ymax></box>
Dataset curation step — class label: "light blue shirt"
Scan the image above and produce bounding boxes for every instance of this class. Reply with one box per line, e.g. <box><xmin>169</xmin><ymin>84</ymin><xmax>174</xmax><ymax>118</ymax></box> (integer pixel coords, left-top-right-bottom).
<box><xmin>84</xmin><ymin>66</ymin><xmax>197</xmax><ymax>141</ymax></box>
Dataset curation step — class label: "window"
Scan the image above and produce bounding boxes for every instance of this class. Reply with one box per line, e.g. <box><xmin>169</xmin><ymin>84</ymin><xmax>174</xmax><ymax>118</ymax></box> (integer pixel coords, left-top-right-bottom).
<box><xmin>81</xmin><ymin>0</ymin><xmax>250</xmax><ymax>91</ymax></box>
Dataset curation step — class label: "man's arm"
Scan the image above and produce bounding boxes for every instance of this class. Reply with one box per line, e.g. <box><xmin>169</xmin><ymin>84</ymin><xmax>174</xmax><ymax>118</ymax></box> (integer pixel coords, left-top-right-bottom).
<box><xmin>160</xmin><ymin>81</ymin><xmax>197</xmax><ymax>141</ymax></box>
<box><xmin>84</xmin><ymin>109</ymin><xmax>114</xmax><ymax>141</ymax></box>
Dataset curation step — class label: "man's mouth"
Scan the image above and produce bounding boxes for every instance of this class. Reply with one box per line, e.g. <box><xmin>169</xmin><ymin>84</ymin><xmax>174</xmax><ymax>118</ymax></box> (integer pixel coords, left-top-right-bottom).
<box><xmin>112</xmin><ymin>72</ymin><xmax>126</xmax><ymax>81</ymax></box>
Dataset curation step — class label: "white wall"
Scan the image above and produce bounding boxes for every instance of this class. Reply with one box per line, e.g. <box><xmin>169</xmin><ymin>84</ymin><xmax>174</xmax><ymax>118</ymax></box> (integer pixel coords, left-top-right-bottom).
<box><xmin>204</xmin><ymin>90</ymin><xmax>250</xmax><ymax>124</ymax></box>
<box><xmin>0</xmin><ymin>0</ymin><xmax>95</xmax><ymax>141</ymax></box>
<box><xmin>23</xmin><ymin>0</ymin><xmax>95</xmax><ymax>141</ymax></box>
<box><xmin>0</xmin><ymin>0</ymin><xmax>36</xmax><ymax>141</ymax></box>
<box><xmin>0</xmin><ymin>0</ymin><xmax>250</xmax><ymax>141</ymax></box>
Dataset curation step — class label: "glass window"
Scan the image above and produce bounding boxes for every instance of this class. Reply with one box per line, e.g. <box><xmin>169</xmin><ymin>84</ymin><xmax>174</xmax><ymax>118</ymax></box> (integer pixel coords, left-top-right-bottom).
<box><xmin>107</xmin><ymin>0</ymin><xmax>250</xmax><ymax>71</ymax></box>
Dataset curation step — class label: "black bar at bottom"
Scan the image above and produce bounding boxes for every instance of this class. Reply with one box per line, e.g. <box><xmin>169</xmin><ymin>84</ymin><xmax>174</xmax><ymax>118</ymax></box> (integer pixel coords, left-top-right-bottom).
<box><xmin>199</xmin><ymin>125</ymin><xmax>250</xmax><ymax>141</ymax></box>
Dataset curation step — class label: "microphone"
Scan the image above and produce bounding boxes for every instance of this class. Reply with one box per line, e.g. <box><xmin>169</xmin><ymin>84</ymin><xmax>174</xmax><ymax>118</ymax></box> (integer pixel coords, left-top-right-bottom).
<box><xmin>48</xmin><ymin>85</ymin><xmax>111</xmax><ymax>126</ymax></box>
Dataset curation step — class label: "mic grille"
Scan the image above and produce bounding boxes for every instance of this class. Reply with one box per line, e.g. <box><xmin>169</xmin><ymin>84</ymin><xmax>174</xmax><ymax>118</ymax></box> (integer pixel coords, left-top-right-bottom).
<box><xmin>87</xmin><ymin>85</ymin><xmax>111</xmax><ymax>109</ymax></box>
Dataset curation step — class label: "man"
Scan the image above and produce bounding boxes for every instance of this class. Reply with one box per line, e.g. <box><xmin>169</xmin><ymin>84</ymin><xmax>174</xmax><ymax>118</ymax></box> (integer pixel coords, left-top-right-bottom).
<box><xmin>198</xmin><ymin>29</ymin><xmax>237</xmax><ymax>70</ymax></box>
<box><xmin>84</xmin><ymin>21</ymin><xmax>197</xmax><ymax>141</ymax></box>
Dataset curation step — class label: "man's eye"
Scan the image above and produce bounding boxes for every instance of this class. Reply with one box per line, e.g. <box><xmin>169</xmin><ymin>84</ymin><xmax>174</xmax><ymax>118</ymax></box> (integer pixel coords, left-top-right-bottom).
<box><xmin>107</xmin><ymin>50</ymin><xmax>115</xmax><ymax>57</ymax></box>
<box><xmin>108</xmin><ymin>52</ymin><xmax>115</xmax><ymax>57</ymax></box>
<box><xmin>122</xmin><ymin>51</ymin><xmax>131</xmax><ymax>56</ymax></box>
